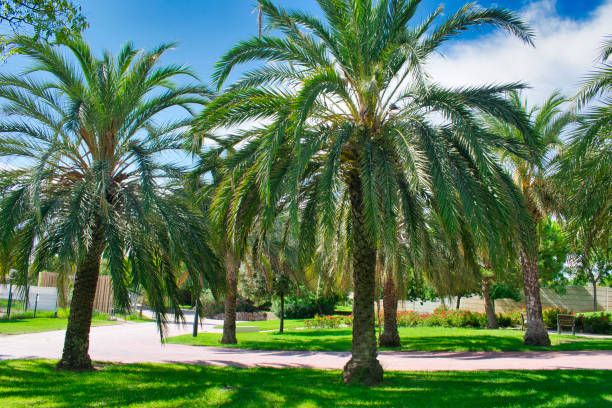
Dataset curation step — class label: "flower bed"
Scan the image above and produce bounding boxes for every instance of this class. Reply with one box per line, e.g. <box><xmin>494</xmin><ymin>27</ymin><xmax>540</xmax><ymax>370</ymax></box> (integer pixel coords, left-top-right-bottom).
<box><xmin>304</xmin><ymin>314</ymin><xmax>352</xmax><ymax>328</ymax></box>
<box><xmin>304</xmin><ymin>309</ymin><xmax>523</xmax><ymax>329</ymax></box>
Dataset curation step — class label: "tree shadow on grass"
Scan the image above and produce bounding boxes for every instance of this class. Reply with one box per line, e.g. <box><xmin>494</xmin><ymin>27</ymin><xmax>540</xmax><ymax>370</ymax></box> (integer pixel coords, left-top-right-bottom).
<box><xmin>0</xmin><ymin>360</ymin><xmax>610</xmax><ymax>407</ymax></box>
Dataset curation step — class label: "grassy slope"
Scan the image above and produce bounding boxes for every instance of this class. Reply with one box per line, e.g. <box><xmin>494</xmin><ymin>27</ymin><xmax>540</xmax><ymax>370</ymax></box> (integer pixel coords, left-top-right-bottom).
<box><xmin>169</xmin><ymin>323</ymin><xmax>612</xmax><ymax>352</ymax></box>
<box><xmin>0</xmin><ymin>318</ymin><xmax>118</xmax><ymax>335</ymax></box>
<box><xmin>1</xmin><ymin>360</ymin><xmax>610</xmax><ymax>407</ymax></box>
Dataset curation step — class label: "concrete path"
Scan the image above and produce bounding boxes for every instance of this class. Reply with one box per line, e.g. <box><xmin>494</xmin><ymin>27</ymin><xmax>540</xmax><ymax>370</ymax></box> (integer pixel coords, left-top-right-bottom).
<box><xmin>1</xmin><ymin>321</ymin><xmax>611</xmax><ymax>371</ymax></box>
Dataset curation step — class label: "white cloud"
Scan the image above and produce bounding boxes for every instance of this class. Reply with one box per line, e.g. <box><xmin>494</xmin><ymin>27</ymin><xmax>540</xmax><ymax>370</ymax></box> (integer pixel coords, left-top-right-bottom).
<box><xmin>0</xmin><ymin>161</ymin><xmax>18</xmax><ymax>171</ymax></box>
<box><xmin>426</xmin><ymin>0</ymin><xmax>612</xmax><ymax>104</ymax></box>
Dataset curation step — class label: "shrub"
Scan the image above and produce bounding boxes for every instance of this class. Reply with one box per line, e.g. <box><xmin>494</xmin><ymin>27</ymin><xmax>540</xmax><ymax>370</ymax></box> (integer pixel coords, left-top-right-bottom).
<box><xmin>236</xmin><ymin>297</ymin><xmax>257</xmax><ymax>313</ymax></box>
<box><xmin>272</xmin><ymin>294</ymin><xmax>338</xmax><ymax>318</ymax></box>
<box><xmin>496</xmin><ymin>311</ymin><xmax>522</xmax><ymax>328</ymax></box>
<box><xmin>304</xmin><ymin>315</ymin><xmax>351</xmax><ymax>328</ymax></box>
<box><xmin>575</xmin><ymin>313</ymin><xmax>612</xmax><ymax>335</ymax></box>
<box><xmin>302</xmin><ymin>309</ymin><xmax>533</xmax><ymax>330</ymax></box>
<box><xmin>198</xmin><ymin>293</ymin><xmax>224</xmax><ymax>317</ymax></box>
<box><xmin>542</xmin><ymin>307</ymin><xmax>573</xmax><ymax>329</ymax></box>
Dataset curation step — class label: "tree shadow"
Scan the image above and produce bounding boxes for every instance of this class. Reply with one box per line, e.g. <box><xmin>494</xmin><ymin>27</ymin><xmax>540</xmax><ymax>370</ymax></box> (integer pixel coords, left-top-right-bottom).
<box><xmin>0</xmin><ymin>360</ymin><xmax>610</xmax><ymax>407</ymax></box>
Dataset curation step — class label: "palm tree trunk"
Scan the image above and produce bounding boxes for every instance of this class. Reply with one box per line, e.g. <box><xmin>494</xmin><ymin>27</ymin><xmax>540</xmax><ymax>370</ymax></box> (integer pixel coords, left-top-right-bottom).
<box><xmin>482</xmin><ymin>279</ymin><xmax>499</xmax><ymax>329</ymax></box>
<box><xmin>520</xmin><ymin>244</ymin><xmax>551</xmax><ymax>346</ymax></box>
<box><xmin>192</xmin><ymin>301</ymin><xmax>199</xmax><ymax>337</ymax></box>
<box><xmin>342</xmin><ymin>173</ymin><xmax>383</xmax><ymax>385</ymax></box>
<box><xmin>378</xmin><ymin>273</ymin><xmax>400</xmax><ymax>347</ymax></box>
<box><xmin>221</xmin><ymin>251</ymin><xmax>238</xmax><ymax>344</ymax></box>
<box><xmin>592</xmin><ymin>280</ymin><xmax>597</xmax><ymax>312</ymax></box>
<box><xmin>57</xmin><ymin>227</ymin><xmax>105</xmax><ymax>371</ymax></box>
<box><xmin>279</xmin><ymin>292</ymin><xmax>284</xmax><ymax>333</ymax></box>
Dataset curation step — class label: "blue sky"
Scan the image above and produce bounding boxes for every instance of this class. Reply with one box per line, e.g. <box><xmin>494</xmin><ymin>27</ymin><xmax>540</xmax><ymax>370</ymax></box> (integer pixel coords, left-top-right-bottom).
<box><xmin>74</xmin><ymin>0</ymin><xmax>607</xmax><ymax>84</ymax></box>
<box><xmin>0</xmin><ymin>0</ymin><xmax>609</xmax><ymax>169</ymax></box>
<box><xmin>3</xmin><ymin>0</ymin><xmax>606</xmax><ymax>87</ymax></box>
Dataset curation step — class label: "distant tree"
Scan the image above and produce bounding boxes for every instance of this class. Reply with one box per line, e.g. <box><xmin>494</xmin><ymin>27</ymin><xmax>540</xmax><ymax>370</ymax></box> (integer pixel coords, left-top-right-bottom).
<box><xmin>568</xmin><ymin>234</ymin><xmax>611</xmax><ymax>311</ymax></box>
<box><xmin>0</xmin><ymin>0</ymin><xmax>87</xmax><ymax>57</ymax></box>
<box><xmin>559</xmin><ymin>36</ymin><xmax>612</xmax><ymax>310</ymax></box>
<box><xmin>483</xmin><ymin>91</ymin><xmax>574</xmax><ymax>346</ymax></box>
<box><xmin>537</xmin><ymin>217</ymin><xmax>569</xmax><ymax>287</ymax></box>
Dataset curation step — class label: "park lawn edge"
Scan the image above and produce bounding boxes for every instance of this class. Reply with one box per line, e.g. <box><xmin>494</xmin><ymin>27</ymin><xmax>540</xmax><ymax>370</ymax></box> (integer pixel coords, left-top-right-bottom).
<box><xmin>166</xmin><ymin>326</ymin><xmax>612</xmax><ymax>353</ymax></box>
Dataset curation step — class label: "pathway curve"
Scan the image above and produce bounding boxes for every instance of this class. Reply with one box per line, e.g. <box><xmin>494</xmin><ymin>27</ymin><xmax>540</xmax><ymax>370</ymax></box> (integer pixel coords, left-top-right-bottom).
<box><xmin>1</xmin><ymin>321</ymin><xmax>611</xmax><ymax>371</ymax></box>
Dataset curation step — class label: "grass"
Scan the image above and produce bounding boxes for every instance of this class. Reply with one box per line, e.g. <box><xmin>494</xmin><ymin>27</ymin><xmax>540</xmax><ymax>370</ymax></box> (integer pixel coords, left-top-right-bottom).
<box><xmin>169</xmin><ymin>322</ymin><xmax>612</xmax><ymax>352</ymax></box>
<box><xmin>0</xmin><ymin>317</ymin><xmax>119</xmax><ymax>335</ymax></box>
<box><xmin>0</xmin><ymin>360</ymin><xmax>610</xmax><ymax>407</ymax></box>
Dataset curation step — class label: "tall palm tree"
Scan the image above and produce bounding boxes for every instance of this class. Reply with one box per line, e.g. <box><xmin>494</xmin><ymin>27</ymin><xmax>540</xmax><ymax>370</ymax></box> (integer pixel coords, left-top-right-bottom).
<box><xmin>197</xmin><ymin>0</ymin><xmax>534</xmax><ymax>385</ymax></box>
<box><xmin>559</xmin><ymin>36</ymin><xmax>612</xmax><ymax>310</ymax></box>
<box><xmin>483</xmin><ymin>91</ymin><xmax>574</xmax><ymax>345</ymax></box>
<box><xmin>0</xmin><ymin>36</ymin><xmax>221</xmax><ymax>370</ymax></box>
<box><xmin>189</xmin><ymin>143</ymin><xmax>249</xmax><ymax>345</ymax></box>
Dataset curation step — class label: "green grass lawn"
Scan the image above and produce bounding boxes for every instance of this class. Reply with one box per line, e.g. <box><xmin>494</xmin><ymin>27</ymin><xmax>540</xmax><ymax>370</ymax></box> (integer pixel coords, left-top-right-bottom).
<box><xmin>0</xmin><ymin>317</ymin><xmax>119</xmax><ymax>335</ymax></box>
<box><xmin>169</xmin><ymin>322</ymin><xmax>612</xmax><ymax>352</ymax></box>
<box><xmin>0</xmin><ymin>360</ymin><xmax>610</xmax><ymax>407</ymax></box>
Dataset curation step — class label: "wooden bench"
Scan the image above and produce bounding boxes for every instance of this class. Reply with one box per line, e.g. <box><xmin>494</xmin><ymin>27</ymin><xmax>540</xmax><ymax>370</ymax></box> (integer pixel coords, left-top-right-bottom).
<box><xmin>557</xmin><ymin>314</ymin><xmax>575</xmax><ymax>335</ymax></box>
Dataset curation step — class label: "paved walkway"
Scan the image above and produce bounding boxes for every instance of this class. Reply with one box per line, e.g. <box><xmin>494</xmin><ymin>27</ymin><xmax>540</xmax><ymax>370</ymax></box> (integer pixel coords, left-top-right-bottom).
<box><xmin>1</xmin><ymin>321</ymin><xmax>611</xmax><ymax>371</ymax></box>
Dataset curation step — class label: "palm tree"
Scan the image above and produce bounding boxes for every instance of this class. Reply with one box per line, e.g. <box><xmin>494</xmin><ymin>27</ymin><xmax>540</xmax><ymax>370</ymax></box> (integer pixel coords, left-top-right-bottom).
<box><xmin>189</xmin><ymin>143</ymin><xmax>248</xmax><ymax>345</ymax></box>
<box><xmin>483</xmin><ymin>91</ymin><xmax>574</xmax><ymax>345</ymax></box>
<box><xmin>197</xmin><ymin>0</ymin><xmax>535</xmax><ymax>385</ymax></box>
<box><xmin>559</xmin><ymin>36</ymin><xmax>612</xmax><ymax>311</ymax></box>
<box><xmin>0</xmin><ymin>36</ymin><xmax>221</xmax><ymax>370</ymax></box>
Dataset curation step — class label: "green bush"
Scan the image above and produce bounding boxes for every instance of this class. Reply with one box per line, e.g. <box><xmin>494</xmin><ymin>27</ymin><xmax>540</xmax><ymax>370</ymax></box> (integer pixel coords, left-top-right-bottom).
<box><xmin>301</xmin><ymin>309</ymin><xmax>527</xmax><ymax>330</ymax></box>
<box><xmin>304</xmin><ymin>315</ymin><xmax>352</xmax><ymax>328</ymax></box>
<box><xmin>542</xmin><ymin>307</ymin><xmax>573</xmax><ymax>329</ymax></box>
<box><xmin>236</xmin><ymin>297</ymin><xmax>257</xmax><ymax>313</ymax></box>
<box><xmin>575</xmin><ymin>313</ymin><xmax>612</xmax><ymax>335</ymax></box>
<box><xmin>495</xmin><ymin>310</ymin><xmax>522</xmax><ymax>328</ymax></box>
<box><xmin>272</xmin><ymin>294</ymin><xmax>338</xmax><ymax>318</ymax></box>
<box><xmin>378</xmin><ymin>309</ymin><xmax>521</xmax><ymax>329</ymax></box>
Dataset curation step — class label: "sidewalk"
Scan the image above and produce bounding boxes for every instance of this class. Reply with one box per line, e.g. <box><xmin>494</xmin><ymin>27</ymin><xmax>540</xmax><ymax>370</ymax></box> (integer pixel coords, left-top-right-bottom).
<box><xmin>1</xmin><ymin>321</ymin><xmax>611</xmax><ymax>371</ymax></box>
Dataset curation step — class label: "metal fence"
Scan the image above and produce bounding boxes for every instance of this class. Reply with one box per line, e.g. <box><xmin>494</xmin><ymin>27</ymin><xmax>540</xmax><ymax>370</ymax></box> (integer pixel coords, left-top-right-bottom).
<box><xmin>0</xmin><ymin>284</ymin><xmax>58</xmax><ymax>318</ymax></box>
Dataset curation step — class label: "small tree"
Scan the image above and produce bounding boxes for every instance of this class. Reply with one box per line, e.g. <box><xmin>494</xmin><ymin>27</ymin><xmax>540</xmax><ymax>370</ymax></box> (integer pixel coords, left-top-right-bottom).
<box><xmin>0</xmin><ymin>0</ymin><xmax>87</xmax><ymax>57</ymax></box>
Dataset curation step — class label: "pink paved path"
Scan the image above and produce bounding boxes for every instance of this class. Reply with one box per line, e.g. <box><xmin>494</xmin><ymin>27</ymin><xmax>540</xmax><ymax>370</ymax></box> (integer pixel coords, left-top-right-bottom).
<box><xmin>1</xmin><ymin>321</ymin><xmax>611</xmax><ymax>371</ymax></box>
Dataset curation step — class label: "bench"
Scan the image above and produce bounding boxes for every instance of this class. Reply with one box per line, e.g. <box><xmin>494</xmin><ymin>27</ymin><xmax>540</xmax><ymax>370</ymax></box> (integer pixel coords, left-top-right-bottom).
<box><xmin>557</xmin><ymin>314</ymin><xmax>575</xmax><ymax>335</ymax></box>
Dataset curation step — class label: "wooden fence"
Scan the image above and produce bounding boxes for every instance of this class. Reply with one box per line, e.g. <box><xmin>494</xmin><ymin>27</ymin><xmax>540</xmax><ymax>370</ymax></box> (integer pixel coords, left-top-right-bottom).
<box><xmin>38</xmin><ymin>271</ymin><xmax>114</xmax><ymax>314</ymax></box>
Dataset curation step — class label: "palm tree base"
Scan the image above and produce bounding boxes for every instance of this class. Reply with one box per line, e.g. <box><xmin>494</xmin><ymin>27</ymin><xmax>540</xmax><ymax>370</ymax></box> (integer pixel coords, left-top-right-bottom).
<box><xmin>56</xmin><ymin>352</ymin><xmax>94</xmax><ymax>372</ymax></box>
<box><xmin>342</xmin><ymin>357</ymin><xmax>383</xmax><ymax>386</ymax></box>
<box><xmin>523</xmin><ymin>327</ymin><xmax>551</xmax><ymax>346</ymax></box>
<box><xmin>378</xmin><ymin>331</ymin><xmax>401</xmax><ymax>347</ymax></box>
<box><xmin>220</xmin><ymin>335</ymin><xmax>237</xmax><ymax>345</ymax></box>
